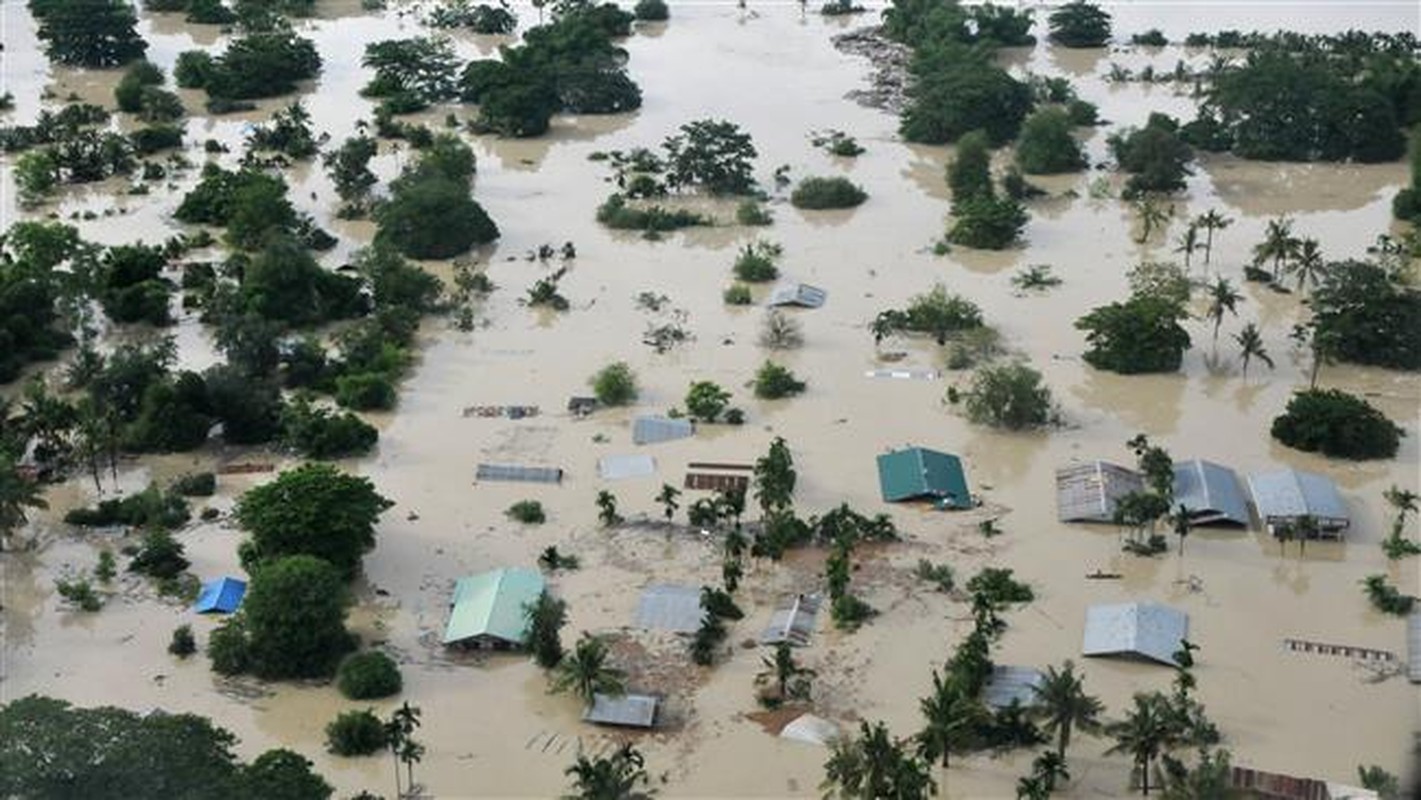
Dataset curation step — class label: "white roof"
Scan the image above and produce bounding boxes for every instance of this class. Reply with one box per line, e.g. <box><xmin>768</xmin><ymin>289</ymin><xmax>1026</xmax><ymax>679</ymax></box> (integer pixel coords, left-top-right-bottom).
<box><xmin>598</xmin><ymin>454</ymin><xmax>656</xmax><ymax>480</ymax></box>
<box><xmin>635</xmin><ymin>585</ymin><xmax>705</xmax><ymax>633</ymax></box>
<box><xmin>1246</xmin><ymin>468</ymin><xmax>1349</xmax><ymax>523</ymax></box>
<box><xmin>1082</xmin><ymin>602</ymin><xmax>1188</xmax><ymax>666</ymax></box>
<box><xmin>582</xmin><ymin>693</ymin><xmax>658</xmax><ymax>728</ymax></box>
<box><xmin>632</xmin><ymin>416</ymin><xmax>694</xmax><ymax>445</ymax></box>
<box><xmin>779</xmin><ymin>713</ymin><xmax>840</xmax><ymax>746</ymax></box>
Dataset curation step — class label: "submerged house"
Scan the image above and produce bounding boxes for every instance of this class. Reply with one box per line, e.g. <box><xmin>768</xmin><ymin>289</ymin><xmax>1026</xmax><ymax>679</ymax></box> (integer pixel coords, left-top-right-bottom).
<box><xmin>193</xmin><ymin>577</ymin><xmax>246</xmax><ymax>614</ymax></box>
<box><xmin>766</xmin><ymin>283</ymin><xmax>827</xmax><ymax>309</ymax></box>
<box><xmin>876</xmin><ymin>447</ymin><xmax>971</xmax><ymax>508</ymax></box>
<box><xmin>1246</xmin><ymin>468</ymin><xmax>1350</xmax><ymax>538</ymax></box>
<box><xmin>582</xmin><ymin>693</ymin><xmax>659</xmax><ymax>729</ymax></box>
<box><xmin>1081</xmin><ymin>602</ymin><xmax>1189</xmax><ymax>667</ymax></box>
<box><xmin>1056</xmin><ymin>461</ymin><xmax>1145</xmax><ymax>523</ymax></box>
<box><xmin>1172</xmin><ymin>459</ymin><xmax>1250</xmax><ymax>527</ymax></box>
<box><xmin>443</xmin><ymin>567</ymin><xmax>546</xmax><ymax>649</ymax></box>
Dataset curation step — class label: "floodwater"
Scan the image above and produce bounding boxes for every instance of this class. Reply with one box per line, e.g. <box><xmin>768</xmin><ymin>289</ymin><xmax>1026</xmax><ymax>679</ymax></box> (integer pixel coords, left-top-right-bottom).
<box><xmin>2</xmin><ymin>1</ymin><xmax>1419</xmax><ymax>797</ymax></box>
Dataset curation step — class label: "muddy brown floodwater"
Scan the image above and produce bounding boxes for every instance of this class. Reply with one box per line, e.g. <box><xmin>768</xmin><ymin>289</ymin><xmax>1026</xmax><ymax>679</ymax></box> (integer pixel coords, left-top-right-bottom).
<box><xmin>2</xmin><ymin>1</ymin><xmax>1419</xmax><ymax>798</ymax></box>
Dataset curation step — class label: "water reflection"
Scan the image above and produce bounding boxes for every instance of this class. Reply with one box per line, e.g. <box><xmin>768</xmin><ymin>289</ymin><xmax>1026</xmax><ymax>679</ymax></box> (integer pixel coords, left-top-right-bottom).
<box><xmin>1071</xmin><ymin>367</ymin><xmax>1186</xmax><ymax>435</ymax></box>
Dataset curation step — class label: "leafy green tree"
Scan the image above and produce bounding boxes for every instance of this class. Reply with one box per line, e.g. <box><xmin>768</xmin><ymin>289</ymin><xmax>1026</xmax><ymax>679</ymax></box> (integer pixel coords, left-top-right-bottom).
<box><xmin>589</xmin><ymin>361</ymin><xmax>637</xmax><ymax>405</ymax></box>
<box><xmin>1016</xmin><ymin>108</ymin><xmax>1086</xmax><ymax>174</ymax></box>
<box><xmin>525</xmin><ymin>590</ymin><xmax>568</xmax><ymax>668</ymax></box>
<box><xmin>239</xmin><ymin>555</ymin><xmax>354</xmax><ymax>678</ymax></box>
<box><xmin>753</xmin><ymin>436</ymin><xmax>796</xmax><ymax>515</ymax></box>
<box><xmin>949</xmin><ymin>195</ymin><xmax>1029</xmax><ymax>250</ymax></box>
<box><xmin>1075</xmin><ymin>295</ymin><xmax>1191</xmax><ymax>374</ymax></box>
<box><xmin>362</xmin><ymin>37</ymin><xmax>461</xmax><ymax>110</ymax></box>
<box><xmin>1232</xmin><ymin>323</ymin><xmax>1273</xmax><ymax>377</ymax></box>
<box><xmin>916</xmin><ymin>669</ymin><xmax>987</xmax><ymax>767</ymax></box>
<box><xmin>1251</xmin><ymin>216</ymin><xmax>1298</xmax><ymax>283</ymax></box>
<box><xmin>663</xmin><ymin>119</ymin><xmax>757</xmax><ymax>195</ymax></box>
<box><xmin>337</xmin><ymin>651</ymin><xmax>403</xmax><ymax>699</ymax></box>
<box><xmin>31</xmin><ymin>0</ymin><xmax>147</xmax><ymax>67</ymax></box>
<box><xmin>897</xmin><ymin>284</ymin><xmax>985</xmax><ymax>345</ymax></box>
<box><xmin>323</xmin><ymin>135</ymin><xmax>379</xmax><ymax>215</ymax></box>
<box><xmin>901</xmin><ymin>48</ymin><xmax>1031</xmax><ymax>145</ymax></box>
<box><xmin>1030</xmin><ymin>660</ymin><xmax>1103</xmax><ymax>761</ymax></box>
<box><xmin>277</xmin><ymin>397</ymin><xmax>378</xmax><ymax>459</ymax></box>
<box><xmin>962</xmin><ymin>361</ymin><xmax>1053</xmax><ymax>430</ymax></box>
<box><xmin>655</xmin><ymin>483</ymin><xmax>681</xmax><ymax>522</ymax></box>
<box><xmin>240</xmin><ymin>749</ymin><xmax>333</xmax><ymax>800</ymax></box>
<box><xmin>1110</xmin><ymin>115</ymin><xmax>1193</xmax><ymax>198</ymax></box>
<box><xmin>564</xmin><ymin>743</ymin><xmax>655</xmax><ymax>800</ymax></box>
<box><xmin>203</xmin><ymin>364</ymin><xmax>283</xmax><ymax>445</ymax></box>
<box><xmin>1048</xmin><ymin>1</ymin><xmax>1111</xmax><ymax>47</ymax></box>
<box><xmin>14</xmin><ymin>150</ymin><xmax>59</xmax><ymax>205</ymax></box>
<box><xmin>375</xmin><ymin>159</ymin><xmax>499</xmax><ymax>259</ymax></box>
<box><xmin>1270</xmin><ymin>388</ymin><xmax>1403</xmax><ymax>460</ymax></box>
<box><xmin>596</xmin><ymin>490</ymin><xmax>622</xmax><ymax>526</ymax></box>
<box><xmin>947</xmin><ymin>130</ymin><xmax>993</xmax><ymax>205</ymax></box>
<box><xmin>1309</xmin><ymin>260</ymin><xmax>1421</xmax><ymax>370</ymax></box>
<box><xmin>685</xmin><ymin>380</ymin><xmax>731</xmax><ymax>421</ymax></box>
<box><xmin>235</xmin><ymin>463</ymin><xmax>393</xmax><ymax>577</ymax></box>
<box><xmin>200</xmin><ymin>29</ymin><xmax>322</xmax><ymax>101</ymax></box>
<box><xmin>753</xmin><ymin>361</ymin><xmax>806</xmax><ymax>399</ymax></box>
<box><xmin>823</xmin><ymin>720</ymin><xmax>936</xmax><ymax>799</ymax></box>
<box><xmin>325</xmin><ymin>709</ymin><xmax>388</xmax><ymax>756</ymax></box>
<box><xmin>550</xmin><ymin>633</ymin><xmax>626</xmax><ymax>706</ymax></box>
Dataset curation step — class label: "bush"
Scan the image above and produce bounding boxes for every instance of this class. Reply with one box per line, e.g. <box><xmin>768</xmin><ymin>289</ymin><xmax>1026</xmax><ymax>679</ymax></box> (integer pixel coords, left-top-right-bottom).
<box><xmin>169</xmin><ymin>624</ymin><xmax>197</xmax><ymax>657</ymax></box>
<box><xmin>1015</xmin><ymin>108</ymin><xmax>1086</xmax><ymax>174</ymax></box>
<box><xmin>1049</xmin><ymin>1</ymin><xmax>1112</xmax><ymax>47</ymax></box>
<box><xmin>1109</xmin><ymin>114</ymin><xmax>1193</xmax><ymax>198</ymax></box>
<box><xmin>506</xmin><ymin>500</ymin><xmax>546</xmax><ymax>524</ymax></box>
<box><xmin>686</xmin><ymin>381</ymin><xmax>732</xmax><ymax>421</ymax></box>
<box><xmin>1270</xmin><ymin>389</ymin><xmax>1403</xmax><ymax>460</ymax></box>
<box><xmin>962</xmin><ymin>362</ymin><xmax>1054</xmax><ymax>429</ymax></box>
<box><xmin>735</xmin><ymin>200</ymin><xmax>773</xmax><ymax>226</ymax></box>
<box><xmin>337</xmin><ymin>651</ymin><xmax>403</xmax><ymax>699</ymax></box>
<box><xmin>723</xmin><ymin>284</ymin><xmax>753</xmax><ymax>305</ymax></box>
<box><xmin>66</xmin><ymin>485</ymin><xmax>191</xmax><ymax>530</ymax></box>
<box><xmin>966</xmin><ymin>567</ymin><xmax>1034</xmax><ymax>606</ymax></box>
<box><xmin>325</xmin><ymin>709</ymin><xmax>388</xmax><ymax>756</ymax></box>
<box><xmin>733</xmin><ymin>241</ymin><xmax>781</xmax><ymax>283</ymax></box>
<box><xmin>760</xmin><ymin>310</ymin><xmax>804</xmax><ymax>350</ymax></box>
<box><xmin>1075</xmin><ymin>295</ymin><xmax>1191</xmax><ymax>374</ymax></box>
<box><xmin>1363</xmin><ymin>575</ymin><xmax>1415</xmax><ymax>615</ymax></box>
<box><xmin>128</xmin><ymin>530</ymin><xmax>191</xmax><ymax>579</ymax></box>
<box><xmin>278</xmin><ymin>397</ymin><xmax>379</xmax><ymax>458</ymax></box>
<box><xmin>1310</xmin><ymin>260</ymin><xmax>1421</xmax><ymax>371</ymax></box>
<box><xmin>590</xmin><ymin>361</ymin><xmax>638</xmax><ymax>406</ymax></box>
<box><xmin>790</xmin><ymin>176</ymin><xmax>867</xmax><ymax>209</ymax></box>
<box><xmin>754</xmin><ymin>362</ymin><xmax>806</xmax><ymax>399</ymax></box>
<box><xmin>948</xmin><ymin>195</ymin><xmax>1028</xmax><ymax>250</ymax></box>
<box><xmin>208</xmin><ymin>615</ymin><xmax>250</xmax><ymax>675</ymax></box>
<box><xmin>172</xmin><ymin>472</ymin><xmax>217</xmax><ymax>497</ymax></box>
<box><xmin>375</xmin><ymin>175</ymin><xmax>499</xmax><ymax>259</ymax></box>
<box><xmin>595</xmin><ymin>193</ymin><xmax>708</xmax><ymax>235</ymax></box>
<box><xmin>56</xmin><ymin>579</ymin><xmax>102</xmax><ymax>611</ymax></box>
<box><xmin>1131</xmin><ymin>29</ymin><xmax>1167</xmax><ymax>46</ymax></box>
<box><xmin>335</xmin><ymin>372</ymin><xmax>398</xmax><ymax>411</ymax></box>
<box><xmin>633</xmin><ymin>0</ymin><xmax>668</xmax><ymax>21</ymax></box>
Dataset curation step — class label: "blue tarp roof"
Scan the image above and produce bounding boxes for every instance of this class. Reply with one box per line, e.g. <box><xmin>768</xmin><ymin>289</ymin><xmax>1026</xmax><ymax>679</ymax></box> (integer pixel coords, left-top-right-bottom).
<box><xmin>193</xmin><ymin>577</ymin><xmax>246</xmax><ymax>614</ymax></box>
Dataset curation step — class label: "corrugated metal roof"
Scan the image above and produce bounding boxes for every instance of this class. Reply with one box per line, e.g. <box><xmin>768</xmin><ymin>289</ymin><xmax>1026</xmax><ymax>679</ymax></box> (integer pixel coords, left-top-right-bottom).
<box><xmin>1246</xmin><ymin>469</ymin><xmax>1349</xmax><ymax>527</ymax></box>
<box><xmin>476</xmin><ymin>464</ymin><xmax>564</xmax><ymax>484</ymax></box>
<box><xmin>767</xmin><ymin>283</ymin><xmax>827</xmax><ymax>308</ymax></box>
<box><xmin>193</xmin><ymin>577</ymin><xmax>246</xmax><ymax>614</ymax></box>
<box><xmin>1081</xmin><ymin>602</ymin><xmax>1188</xmax><ymax>667</ymax></box>
<box><xmin>1409</xmin><ymin>614</ymin><xmax>1421</xmax><ymax>684</ymax></box>
<box><xmin>582</xmin><ymin>693</ymin><xmax>658</xmax><ymax>728</ymax></box>
<box><xmin>1172</xmin><ymin>459</ymin><xmax>1250</xmax><ymax>527</ymax></box>
<box><xmin>632</xmin><ymin>416</ymin><xmax>694</xmax><ymax>445</ymax></box>
<box><xmin>877</xmin><ymin>447</ymin><xmax>970</xmax><ymax>505</ymax></box>
<box><xmin>598</xmin><ymin>454</ymin><xmax>656</xmax><ymax>480</ymax></box>
<box><xmin>780</xmin><ymin>713</ymin><xmax>840</xmax><ymax>746</ymax></box>
<box><xmin>685</xmin><ymin>472</ymin><xmax>751</xmax><ymax>493</ymax></box>
<box><xmin>759</xmin><ymin>593</ymin><xmax>822</xmax><ymax>646</ymax></box>
<box><xmin>442</xmin><ymin>568</ymin><xmax>545</xmax><ymax>646</ymax></box>
<box><xmin>1056</xmin><ymin>461</ymin><xmax>1144</xmax><ymax>523</ymax></box>
<box><xmin>635</xmin><ymin>584</ymin><xmax>705</xmax><ymax>633</ymax></box>
<box><xmin>982</xmin><ymin>665</ymin><xmax>1044</xmax><ymax>710</ymax></box>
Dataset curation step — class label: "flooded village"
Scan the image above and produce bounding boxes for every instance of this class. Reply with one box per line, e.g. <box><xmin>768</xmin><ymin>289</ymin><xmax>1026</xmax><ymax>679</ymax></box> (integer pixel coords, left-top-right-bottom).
<box><xmin>1</xmin><ymin>0</ymin><xmax>1419</xmax><ymax>798</ymax></box>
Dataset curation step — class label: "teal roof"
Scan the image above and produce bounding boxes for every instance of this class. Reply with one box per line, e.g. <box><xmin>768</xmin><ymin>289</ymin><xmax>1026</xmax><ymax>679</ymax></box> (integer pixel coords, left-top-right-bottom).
<box><xmin>877</xmin><ymin>447</ymin><xmax>970</xmax><ymax>505</ymax></box>
<box><xmin>443</xmin><ymin>568</ymin><xmax>546</xmax><ymax>646</ymax></box>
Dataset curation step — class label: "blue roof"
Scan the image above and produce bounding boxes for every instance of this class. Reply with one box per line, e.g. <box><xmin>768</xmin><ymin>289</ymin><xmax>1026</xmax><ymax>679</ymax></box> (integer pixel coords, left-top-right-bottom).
<box><xmin>193</xmin><ymin>577</ymin><xmax>246</xmax><ymax>614</ymax></box>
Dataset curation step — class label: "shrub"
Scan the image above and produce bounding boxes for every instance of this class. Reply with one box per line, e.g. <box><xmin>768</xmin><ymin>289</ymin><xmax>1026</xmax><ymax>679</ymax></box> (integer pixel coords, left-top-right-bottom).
<box><xmin>735</xmin><ymin>200</ymin><xmax>773</xmax><ymax>226</ymax></box>
<box><xmin>335</xmin><ymin>372</ymin><xmax>398</xmax><ymax>411</ymax></box>
<box><xmin>506</xmin><ymin>500</ymin><xmax>546</xmax><ymax>524</ymax></box>
<box><xmin>733</xmin><ymin>241</ymin><xmax>781</xmax><ymax>283</ymax></box>
<box><xmin>948</xmin><ymin>195</ymin><xmax>1028</xmax><ymax>250</ymax></box>
<box><xmin>1309</xmin><ymin>260</ymin><xmax>1421</xmax><ymax>371</ymax></box>
<box><xmin>915</xmin><ymin>560</ymin><xmax>954</xmax><ymax>592</ymax></box>
<box><xmin>962</xmin><ymin>362</ymin><xmax>1054</xmax><ymax>429</ymax></box>
<box><xmin>169</xmin><ymin>624</ymin><xmax>197</xmax><ymax>657</ymax></box>
<box><xmin>1131</xmin><ymin>29</ymin><xmax>1167</xmax><ymax>46</ymax></box>
<box><xmin>685</xmin><ymin>381</ymin><xmax>732</xmax><ymax>421</ymax></box>
<box><xmin>759</xmin><ymin>310</ymin><xmax>803</xmax><ymax>350</ymax></box>
<box><xmin>1109</xmin><ymin>114</ymin><xmax>1193</xmax><ymax>198</ymax></box>
<box><xmin>754</xmin><ymin>362</ymin><xmax>806</xmax><ymax>399</ymax></box>
<box><xmin>208</xmin><ymin>615</ymin><xmax>250</xmax><ymax>675</ymax></box>
<box><xmin>1363</xmin><ymin>575</ymin><xmax>1415</xmax><ymax>615</ymax></box>
<box><xmin>375</xmin><ymin>175</ymin><xmax>499</xmax><ymax>259</ymax></box>
<box><xmin>590</xmin><ymin>361</ymin><xmax>638</xmax><ymax>405</ymax></box>
<box><xmin>66</xmin><ymin>485</ymin><xmax>191</xmax><ymax>530</ymax></box>
<box><xmin>336</xmin><ymin>651</ymin><xmax>403</xmax><ymax>699</ymax></box>
<box><xmin>595</xmin><ymin>193</ymin><xmax>708</xmax><ymax>235</ymax></box>
<box><xmin>128</xmin><ymin>530</ymin><xmax>191</xmax><ymax>580</ymax></box>
<box><xmin>1075</xmin><ymin>295</ymin><xmax>1191</xmax><ymax>374</ymax></box>
<box><xmin>279</xmin><ymin>397</ymin><xmax>379</xmax><ymax>458</ymax></box>
<box><xmin>790</xmin><ymin>176</ymin><xmax>867</xmax><ymax>209</ymax></box>
<box><xmin>56</xmin><ymin>579</ymin><xmax>102</xmax><ymax>611</ymax></box>
<box><xmin>633</xmin><ymin>0</ymin><xmax>668</xmax><ymax>21</ymax></box>
<box><xmin>966</xmin><ymin>567</ymin><xmax>1034</xmax><ymax>606</ymax></box>
<box><xmin>326</xmin><ymin>709</ymin><xmax>388</xmax><ymax>756</ymax></box>
<box><xmin>723</xmin><ymin>284</ymin><xmax>752</xmax><ymax>305</ymax></box>
<box><xmin>1270</xmin><ymin>389</ymin><xmax>1403</xmax><ymax>460</ymax></box>
<box><xmin>172</xmin><ymin>472</ymin><xmax>217</xmax><ymax>497</ymax></box>
<box><xmin>1015</xmin><ymin>108</ymin><xmax>1086</xmax><ymax>174</ymax></box>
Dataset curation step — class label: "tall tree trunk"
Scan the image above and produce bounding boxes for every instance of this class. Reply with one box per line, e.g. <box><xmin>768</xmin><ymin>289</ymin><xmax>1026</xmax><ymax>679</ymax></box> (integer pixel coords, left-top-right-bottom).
<box><xmin>1204</xmin><ymin>229</ymin><xmax>1214</xmax><ymax>264</ymax></box>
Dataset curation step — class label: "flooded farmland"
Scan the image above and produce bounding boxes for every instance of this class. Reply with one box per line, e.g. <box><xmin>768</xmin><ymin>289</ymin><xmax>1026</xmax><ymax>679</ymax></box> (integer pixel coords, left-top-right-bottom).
<box><xmin>1</xmin><ymin>1</ymin><xmax>1418</xmax><ymax>797</ymax></box>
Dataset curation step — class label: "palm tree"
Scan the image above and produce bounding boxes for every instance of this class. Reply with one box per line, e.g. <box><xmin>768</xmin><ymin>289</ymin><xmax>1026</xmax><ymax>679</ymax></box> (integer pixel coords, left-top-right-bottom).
<box><xmin>916</xmin><ymin>669</ymin><xmax>986</xmax><ymax>768</ymax></box>
<box><xmin>551</xmin><ymin>633</ymin><xmax>626</xmax><ymax>706</ymax></box>
<box><xmin>1204</xmin><ymin>277</ymin><xmax>1243</xmax><ymax>342</ymax></box>
<box><xmin>1105</xmin><ymin>693</ymin><xmax>1176</xmax><ymax>795</ymax></box>
<box><xmin>1384</xmin><ymin>485</ymin><xmax>1419</xmax><ymax>540</ymax></box>
<box><xmin>595</xmin><ymin>490</ymin><xmax>621</xmax><ymax>526</ymax></box>
<box><xmin>564</xmin><ymin>743</ymin><xmax>655</xmax><ymax>800</ymax></box>
<box><xmin>757</xmin><ymin>641</ymin><xmax>815</xmax><ymax>700</ymax></box>
<box><xmin>1133</xmin><ymin>198</ymin><xmax>1172</xmax><ymax>244</ymax></box>
<box><xmin>824</xmin><ymin>720</ymin><xmax>936</xmax><ymax>799</ymax></box>
<box><xmin>1193</xmin><ymin>210</ymin><xmax>1233</xmax><ymax>265</ymax></box>
<box><xmin>1233</xmin><ymin>323</ymin><xmax>1273</xmax><ymax>377</ymax></box>
<box><xmin>384</xmin><ymin>702</ymin><xmax>422</xmax><ymax>799</ymax></box>
<box><xmin>1031</xmin><ymin>749</ymin><xmax>1072</xmax><ymax>792</ymax></box>
<box><xmin>1252</xmin><ymin>216</ymin><xmax>1298</xmax><ymax>283</ymax></box>
<box><xmin>655</xmin><ymin>484</ymin><xmax>680</xmax><ymax>523</ymax></box>
<box><xmin>0</xmin><ymin>453</ymin><xmax>48</xmax><ymax>551</ymax></box>
<box><xmin>1173</xmin><ymin>225</ymin><xmax>1200</xmax><ymax>268</ymax></box>
<box><xmin>1290</xmin><ymin>237</ymin><xmax>1326</xmax><ymax>293</ymax></box>
<box><xmin>1030</xmin><ymin>660</ymin><xmax>1104</xmax><ymax>761</ymax></box>
<box><xmin>1171</xmin><ymin>505</ymin><xmax>1193</xmax><ymax>556</ymax></box>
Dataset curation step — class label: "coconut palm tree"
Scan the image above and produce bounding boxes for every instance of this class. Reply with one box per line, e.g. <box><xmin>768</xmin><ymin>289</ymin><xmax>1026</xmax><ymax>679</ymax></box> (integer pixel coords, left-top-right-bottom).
<box><xmin>1289</xmin><ymin>237</ymin><xmax>1326</xmax><ymax>293</ymax></box>
<box><xmin>564</xmin><ymin>743</ymin><xmax>655</xmax><ymax>800</ymax></box>
<box><xmin>1384</xmin><ymin>485</ymin><xmax>1419</xmax><ymax>540</ymax></box>
<box><xmin>1030</xmin><ymin>660</ymin><xmax>1104</xmax><ymax>761</ymax></box>
<box><xmin>1233</xmin><ymin>323</ymin><xmax>1273</xmax><ymax>377</ymax></box>
<box><xmin>655</xmin><ymin>484</ymin><xmax>680</xmax><ymax>523</ymax></box>
<box><xmin>1031</xmin><ymin>749</ymin><xmax>1072</xmax><ymax>792</ymax></box>
<box><xmin>1133</xmin><ymin>198</ymin><xmax>1172</xmax><ymax>245</ymax></box>
<box><xmin>917</xmin><ymin>669</ymin><xmax>987</xmax><ymax>768</ymax></box>
<box><xmin>551</xmin><ymin>633</ymin><xmax>626</xmax><ymax>706</ymax></box>
<box><xmin>1171</xmin><ymin>505</ymin><xmax>1193</xmax><ymax>555</ymax></box>
<box><xmin>1251</xmin><ymin>216</ymin><xmax>1298</xmax><ymax>283</ymax></box>
<box><xmin>1105</xmin><ymin>693</ymin><xmax>1176</xmax><ymax>795</ymax></box>
<box><xmin>1193</xmin><ymin>210</ymin><xmax>1233</xmax><ymax>265</ymax></box>
<box><xmin>1204</xmin><ymin>277</ymin><xmax>1243</xmax><ymax>342</ymax></box>
<box><xmin>1173</xmin><ymin>224</ymin><xmax>1200</xmax><ymax>268</ymax></box>
<box><xmin>756</xmin><ymin>641</ymin><xmax>815</xmax><ymax>700</ymax></box>
<box><xmin>0</xmin><ymin>452</ymin><xmax>48</xmax><ymax>551</ymax></box>
<box><xmin>825</xmin><ymin>720</ymin><xmax>936</xmax><ymax>799</ymax></box>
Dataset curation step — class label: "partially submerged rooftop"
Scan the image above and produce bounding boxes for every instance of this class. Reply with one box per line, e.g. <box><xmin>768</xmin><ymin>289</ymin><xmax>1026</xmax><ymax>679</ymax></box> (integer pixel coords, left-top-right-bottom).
<box><xmin>1172</xmin><ymin>459</ymin><xmax>1250</xmax><ymax>527</ymax></box>
<box><xmin>1056</xmin><ymin>461</ymin><xmax>1145</xmax><ymax>523</ymax></box>
<box><xmin>1082</xmin><ymin>602</ymin><xmax>1189</xmax><ymax>667</ymax></box>
<box><xmin>635</xmin><ymin>585</ymin><xmax>705</xmax><ymax>633</ymax></box>
<box><xmin>582</xmin><ymin>693</ymin><xmax>658</xmax><ymax>728</ymax></box>
<box><xmin>1246</xmin><ymin>468</ymin><xmax>1350</xmax><ymax>533</ymax></box>
<box><xmin>876</xmin><ymin>447</ymin><xmax>970</xmax><ymax>507</ymax></box>
<box><xmin>443</xmin><ymin>567</ymin><xmax>545</xmax><ymax>647</ymax></box>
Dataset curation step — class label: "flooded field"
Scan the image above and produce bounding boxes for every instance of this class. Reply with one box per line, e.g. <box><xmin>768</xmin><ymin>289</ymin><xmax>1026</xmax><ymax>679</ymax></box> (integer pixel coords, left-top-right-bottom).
<box><xmin>2</xmin><ymin>1</ymin><xmax>1418</xmax><ymax>797</ymax></box>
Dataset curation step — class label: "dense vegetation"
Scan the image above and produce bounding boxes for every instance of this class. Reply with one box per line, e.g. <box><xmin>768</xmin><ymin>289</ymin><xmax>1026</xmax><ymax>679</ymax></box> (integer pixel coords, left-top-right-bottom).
<box><xmin>1076</xmin><ymin>294</ymin><xmax>1191</xmax><ymax>374</ymax></box>
<box><xmin>375</xmin><ymin>135</ymin><xmax>499</xmax><ymax>258</ymax></box>
<box><xmin>1309</xmin><ymin>260</ymin><xmax>1421</xmax><ymax>371</ymax></box>
<box><xmin>790</xmin><ymin>176</ymin><xmax>868</xmax><ymax>209</ymax></box>
<box><xmin>1271</xmin><ymin>389</ymin><xmax>1404</xmax><ymax>460</ymax></box>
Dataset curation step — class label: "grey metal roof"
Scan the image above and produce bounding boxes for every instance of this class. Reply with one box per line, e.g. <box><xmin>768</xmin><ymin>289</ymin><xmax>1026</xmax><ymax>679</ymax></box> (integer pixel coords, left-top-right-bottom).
<box><xmin>1056</xmin><ymin>461</ymin><xmax>1145</xmax><ymax>523</ymax></box>
<box><xmin>759</xmin><ymin>594</ymin><xmax>822</xmax><ymax>646</ymax></box>
<box><xmin>779</xmin><ymin>713</ymin><xmax>840</xmax><ymax>746</ymax></box>
<box><xmin>635</xmin><ymin>585</ymin><xmax>705</xmax><ymax>633</ymax></box>
<box><xmin>1246</xmin><ymin>469</ymin><xmax>1349</xmax><ymax>526</ymax></box>
<box><xmin>632</xmin><ymin>416</ymin><xmax>694</xmax><ymax>445</ymax></box>
<box><xmin>981</xmin><ymin>665</ymin><xmax>1044</xmax><ymax>710</ymax></box>
<box><xmin>1172</xmin><ymin>459</ymin><xmax>1250</xmax><ymax>527</ymax></box>
<box><xmin>767</xmin><ymin>283</ymin><xmax>827</xmax><ymax>308</ymax></box>
<box><xmin>475</xmin><ymin>463</ymin><xmax>564</xmax><ymax>484</ymax></box>
<box><xmin>1082</xmin><ymin>602</ymin><xmax>1188</xmax><ymax>667</ymax></box>
<box><xmin>598</xmin><ymin>454</ymin><xmax>656</xmax><ymax>480</ymax></box>
<box><xmin>1409</xmin><ymin>614</ymin><xmax>1421</xmax><ymax>684</ymax></box>
<box><xmin>582</xmin><ymin>693</ymin><xmax>658</xmax><ymax>728</ymax></box>
<box><xmin>864</xmin><ymin>368</ymin><xmax>940</xmax><ymax>380</ymax></box>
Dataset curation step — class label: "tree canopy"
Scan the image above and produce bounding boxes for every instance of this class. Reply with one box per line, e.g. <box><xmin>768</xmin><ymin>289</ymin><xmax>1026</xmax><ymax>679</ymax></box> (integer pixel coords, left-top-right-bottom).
<box><xmin>236</xmin><ymin>462</ymin><xmax>392</xmax><ymax>577</ymax></box>
<box><xmin>1271</xmin><ymin>388</ymin><xmax>1404</xmax><ymax>460</ymax></box>
<box><xmin>31</xmin><ymin>0</ymin><xmax>147</xmax><ymax>68</ymax></box>
<box><xmin>663</xmin><ymin>119</ymin><xmax>758</xmax><ymax>195</ymax></box>
<box><xmin>237</xmin><ymin>554</ymin><xmax>355</xmax><ymax>678</ymax></box>
<box><xmin>1075</xmin><ymin>295</ymin><xmax>1191</xmax><ymax>374</ymax></box>
<box><xmin>1309</xmin><ymin>260</ymin><xmax>1421</xmax><ymax>371</ymax></box>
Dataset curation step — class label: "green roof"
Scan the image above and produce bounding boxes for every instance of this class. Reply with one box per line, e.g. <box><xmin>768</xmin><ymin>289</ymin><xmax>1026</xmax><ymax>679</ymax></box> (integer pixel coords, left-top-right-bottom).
<box><xmin>442</xmin><ymin>567</ymin><xmax>546</xmax><ymax>646</ymax></box>
<box><xmin>877</xmin><ymin>447</ymin><xmax>970</xmax><ymax>505</ymax></box>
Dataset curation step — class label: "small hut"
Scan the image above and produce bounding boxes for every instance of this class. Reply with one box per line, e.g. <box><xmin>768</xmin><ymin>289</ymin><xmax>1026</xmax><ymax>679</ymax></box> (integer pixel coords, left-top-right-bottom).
<box><xmin>193</xmin><ymin>577</ymin><xmax>246</xmax><ymax>614</ymax></box>
<box><xmin>1081</xmin><ymin>602</ymin><xmax>1188</xmax><ymax>666</ymax></box>
<box><xmin>1056</xmin><ymin>461</ymin><xmax>1144</xmax><ymax>523</ymax></box>
<box><xmin>876</xmin><ymin>447</ymin><xmax>971</xmax><ymax>507</ymax></box>
<box><xmin>443</xmin><ymin>568</ymin><xmax>546</xmax><ymax>649</ymax></box>
<box><xmin>1246</xmin><ymin>469</ymin><xmax>1349</xmax><ymax>537</ymax></box>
